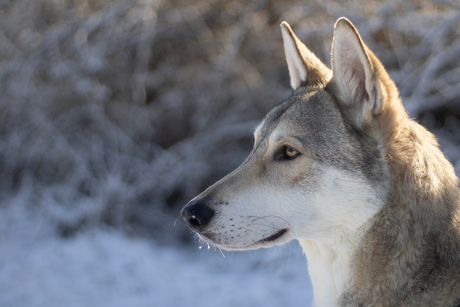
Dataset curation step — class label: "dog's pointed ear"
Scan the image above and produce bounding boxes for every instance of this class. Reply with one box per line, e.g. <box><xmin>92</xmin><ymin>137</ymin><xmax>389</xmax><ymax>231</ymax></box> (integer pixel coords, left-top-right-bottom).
<box><xmin>331</xmin><ymin>18</ymin><xmax>387</xmax><ymax>126</ymax></box>
<box><xmin>281</xmin><ymin>21</ymin><xmax>331</xmax><ymax>90</ymax></box>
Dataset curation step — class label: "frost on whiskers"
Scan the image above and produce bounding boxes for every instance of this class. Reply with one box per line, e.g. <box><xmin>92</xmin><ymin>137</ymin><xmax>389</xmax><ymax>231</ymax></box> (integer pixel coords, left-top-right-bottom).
<box><xmin>196</xmin><ymin>233</ymin><xmax>226</xmax><ymax>258</ymax></box>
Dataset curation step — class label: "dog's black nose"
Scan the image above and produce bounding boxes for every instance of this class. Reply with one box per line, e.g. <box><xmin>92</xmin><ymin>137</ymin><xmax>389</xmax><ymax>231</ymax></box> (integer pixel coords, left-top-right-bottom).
<box><xmin>181</xmin><ymin>200</ymin><xmax>214</xmax><ymax>230</ymax></box>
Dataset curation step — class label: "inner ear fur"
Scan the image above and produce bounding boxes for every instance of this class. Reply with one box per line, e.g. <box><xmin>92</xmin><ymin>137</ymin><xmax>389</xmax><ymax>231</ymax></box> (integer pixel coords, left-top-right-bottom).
<box><xmin>281</xmin><ymin>21</ymin><xmax>331</xmax><ymax>89</ymax></box>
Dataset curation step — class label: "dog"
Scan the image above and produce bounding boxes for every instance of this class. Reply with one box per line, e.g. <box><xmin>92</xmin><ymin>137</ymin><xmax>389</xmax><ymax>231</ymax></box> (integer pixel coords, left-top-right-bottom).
<box><xmin>181</xmin><ymin>17</ymin><xmax>460</xmax><ymax>306</ymax></box>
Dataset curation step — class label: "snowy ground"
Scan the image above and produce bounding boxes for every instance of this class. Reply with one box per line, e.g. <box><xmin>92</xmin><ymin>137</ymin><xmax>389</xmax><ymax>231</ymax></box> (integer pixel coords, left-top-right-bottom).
<box><xmin>0</xmin><ymin>202</ymin><xmax>313</xmax><ymax>307</ymax></box>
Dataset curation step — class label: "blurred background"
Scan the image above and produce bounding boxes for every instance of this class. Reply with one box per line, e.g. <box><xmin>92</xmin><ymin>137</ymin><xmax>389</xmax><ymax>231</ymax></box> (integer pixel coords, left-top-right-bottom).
<box><xmin>0</xmin><ymin>0</ymin><xmax>459</xmax><ymax>306</ymax></box>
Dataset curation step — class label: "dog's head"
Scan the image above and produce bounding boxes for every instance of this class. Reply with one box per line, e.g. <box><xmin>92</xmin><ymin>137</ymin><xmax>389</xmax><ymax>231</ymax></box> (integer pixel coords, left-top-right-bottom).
<box><xmin>181</xmin><ymin>18</ymin><xmax>402</xmax><ymax>251</ymax></box>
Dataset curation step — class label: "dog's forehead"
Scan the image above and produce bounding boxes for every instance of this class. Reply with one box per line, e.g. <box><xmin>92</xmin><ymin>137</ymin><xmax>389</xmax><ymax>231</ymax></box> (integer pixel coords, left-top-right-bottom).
<box><xmin>254</xmin><ymin>93</ymin><xmax>307</xmax><ymax>142</ymax></box>
<box><xmin>254</xmin><ymin>89</ymin><xmax>341</xmax><ymax>146</ymax></box>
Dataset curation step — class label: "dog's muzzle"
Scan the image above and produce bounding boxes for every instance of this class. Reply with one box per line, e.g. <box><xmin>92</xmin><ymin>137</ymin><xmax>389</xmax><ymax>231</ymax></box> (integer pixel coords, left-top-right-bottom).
<box><xmin>180</xmin><ymin>200</ymin><xmax>215</xmax><ymax>231</ymax></box>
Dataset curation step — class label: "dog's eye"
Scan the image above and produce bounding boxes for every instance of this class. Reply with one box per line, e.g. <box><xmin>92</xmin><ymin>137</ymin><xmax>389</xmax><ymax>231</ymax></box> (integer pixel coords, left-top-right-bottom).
<box><xmin>275</xmin><ymin>146</ymin><xmax>301</xmax><ymax>161</ymax></box>
<box><xmin>285</xmin><ymin>147</ymin><xmax>299</xmax><ymax>159</ymax></box>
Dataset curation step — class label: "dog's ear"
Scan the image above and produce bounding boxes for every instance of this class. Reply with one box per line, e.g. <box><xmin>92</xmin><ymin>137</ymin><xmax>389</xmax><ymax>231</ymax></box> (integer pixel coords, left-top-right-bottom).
<box><xmin>331</xmin><ymin>17</ymin><xmax>387</xmax><ymax>126</ymax></box>
<box><xmin>281</xmin><ymin>22</ymin><xmax>331</xmax><ymax>90</ymax></box>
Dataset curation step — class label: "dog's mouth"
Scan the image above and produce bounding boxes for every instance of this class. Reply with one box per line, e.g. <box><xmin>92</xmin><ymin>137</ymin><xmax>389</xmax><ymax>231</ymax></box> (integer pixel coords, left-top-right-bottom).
<box><xmin>199</xmin><ymin>228</ymin><xmax>289</xmax><ymax>251</ymax></box>
<box><xmin>259</xmin><ymin>228</ymin><xmax>288</xmax><ymax>243</ymax></box>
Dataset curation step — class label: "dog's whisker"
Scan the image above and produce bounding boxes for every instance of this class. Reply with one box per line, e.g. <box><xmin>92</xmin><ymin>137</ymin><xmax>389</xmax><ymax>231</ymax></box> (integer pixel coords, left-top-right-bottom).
<box><xmin>217</xmin><ymin>247</ymin><xmax>226</xmax><ymax>258</ymax></box>
<box><xmin>173</xmin><ymin>215</ymin><xmax>182</xmax><ymax>227</ymax></box>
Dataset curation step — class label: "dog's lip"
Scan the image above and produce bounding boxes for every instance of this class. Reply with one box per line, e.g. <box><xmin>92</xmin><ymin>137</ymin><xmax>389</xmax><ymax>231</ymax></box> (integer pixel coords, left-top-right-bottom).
<box><xmin>259</xmin><ymin>228</ymin><xmax>288</xmax><ymax>243</ymax></box>
<box><xmin>197</xmin><ymin>228</ymin><xmax>289</xmax><ymax>251</ymax></box>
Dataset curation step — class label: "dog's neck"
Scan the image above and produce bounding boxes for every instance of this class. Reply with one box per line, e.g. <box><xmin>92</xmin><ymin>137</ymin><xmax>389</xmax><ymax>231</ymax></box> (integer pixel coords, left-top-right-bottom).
<box><xmin>298</xmin><ymin>237</ymin><xmax>357</xmax><ymax>307</ymax></box>
<box><xmin>294</xmin><ymin>165</ymin><xmax>388</xmax><ymax>306</ymax></box>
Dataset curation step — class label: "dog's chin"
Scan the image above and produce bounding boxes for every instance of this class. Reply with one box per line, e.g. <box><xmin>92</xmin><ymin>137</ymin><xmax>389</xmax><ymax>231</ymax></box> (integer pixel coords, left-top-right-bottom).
<box><xmin>198</xmin><ymin>228</ymin><xmax>290</xmax><ymax>251</ymax></box>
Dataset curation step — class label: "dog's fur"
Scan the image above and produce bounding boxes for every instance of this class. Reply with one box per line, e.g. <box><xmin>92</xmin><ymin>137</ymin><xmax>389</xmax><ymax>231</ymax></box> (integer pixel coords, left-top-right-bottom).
<box><xmin>181</xmin><ymin>17</ymin><xmax>460</xmax><ymax>306</ymax></box>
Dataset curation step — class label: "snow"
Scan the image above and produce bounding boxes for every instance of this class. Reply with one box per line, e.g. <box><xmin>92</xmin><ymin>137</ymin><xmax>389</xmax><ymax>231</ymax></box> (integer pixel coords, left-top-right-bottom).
<box><xmin>0</xmin><ymin>216</ymin><xmax>313</xmax><ymax>307</ymax></box>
